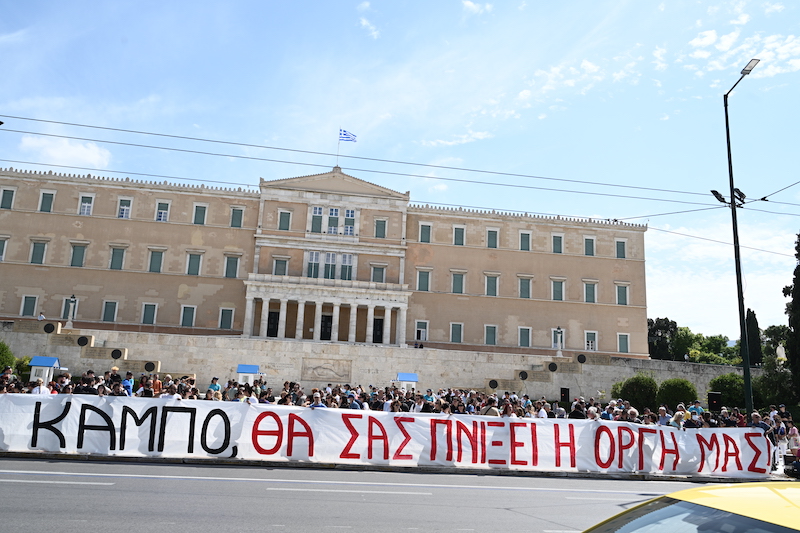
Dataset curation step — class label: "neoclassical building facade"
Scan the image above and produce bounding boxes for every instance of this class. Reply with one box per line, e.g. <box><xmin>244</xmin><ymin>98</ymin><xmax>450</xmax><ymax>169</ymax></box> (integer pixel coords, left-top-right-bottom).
<box><xmin>0</xmin><ymin>166</ymin><xmax>649</xmax><ymax>357</ymax></box>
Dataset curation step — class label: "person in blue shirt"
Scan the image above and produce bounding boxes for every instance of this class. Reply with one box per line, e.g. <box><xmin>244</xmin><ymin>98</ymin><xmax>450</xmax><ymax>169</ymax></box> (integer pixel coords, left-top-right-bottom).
<box><xmin>122</xmin><ymin>371</ymin><xmax>134</xmax><ymax>396</ymax></box>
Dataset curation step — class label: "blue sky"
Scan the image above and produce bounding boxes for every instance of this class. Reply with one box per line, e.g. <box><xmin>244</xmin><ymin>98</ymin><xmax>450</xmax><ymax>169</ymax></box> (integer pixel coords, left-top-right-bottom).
<box><xmin>2</xmin><ymin>0</ymin><xmax>799</xmax><ymax>340</ymax></box>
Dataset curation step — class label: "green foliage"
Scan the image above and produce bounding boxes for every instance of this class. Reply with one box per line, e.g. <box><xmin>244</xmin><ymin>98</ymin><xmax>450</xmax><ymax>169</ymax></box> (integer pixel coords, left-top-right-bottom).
<box><xmin>14</xmin><ymin>356</ymin><xmax>31</xmax><ymax>382</ymax></box>
<box><xmin>746</xmin><ymin>308</ymin><xmax>763</xmax><ymax>365</ymax></box>
<box><xmin>656</xmin><ymin>378</ymin><xmax>698</xmax><ymax>411</ymax></box>
<box><xmin>618</xmin><ymin>373</ymin><xmax>659</xmax><ymax>411</ymax></box>
<box><xmin>673</xmin><ymin>327</ymin><xmax>701</xmax><ymax>361</ymax></box>
<box><xmin>782</xmin><ymin>232</ymin><xmax>800</xmax><ymax>402</ymax></box>
<box><xmin>753</xmin><ymin>352</ymin><xmax>796</xmax><ymax>407</ymax></box>
<box><xmin>0</xmin><ymin>340</ymin><xmax>14</xmax><ymax>368</ymax></box>
<box><xmin>690</xmin><ymin>350</ymin><xmax>732</xmax><ymax>366</ymax></box>
<box><xmin>648</xmin><ymin>317</ymin><xmax>677</xmax><ymax>360</ymax></box>
<box><xmin>763</xmin><ymin>325</ymin><xmax>789</xmax><ymax>358</ymax></box>
<box><xmin>611</xmin><ymin>380</ymin><xmax>624</xmax><ymax>401</ymax></box>
<box><xmin>708</xmin><ymin>373</ymin><xmax>744</xmax><ymax>408</ymax></box>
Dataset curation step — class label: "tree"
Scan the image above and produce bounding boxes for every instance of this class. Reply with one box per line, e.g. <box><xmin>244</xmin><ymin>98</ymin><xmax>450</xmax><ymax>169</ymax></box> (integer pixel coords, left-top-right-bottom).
<box><xmin>746</xmin><ymin>308</ymin><xmax>763</xmax><ymax>366</ymax></box>
<box><xmin>763</xmin><ymin>325</ymin><xmax>789</xmax><ymax>357</ymax></box>
<box><xmin>672</xmin><ymin>327</ymin><xmax>701</xmax><ymax>361</ymax></box>
<box><xmin>648</xmin><ymin>318</ymin><xmax>677</xmax><ymax>360</ymax></box>
<box><xmin>708</xmin><ymin>373</ymin><xmax>744</xmax><ymax>408</ymax></box>
<box><xmin>754</xmin><ymin>352</ymin><xmax>796</xmax><ymax>407</ymax></box>
<box><xmin>656</xmin><ymin>378</ymin><xmax>698</xmax><ymax>411</ymax></box>
<box><xmin>0</xmin><ymin>340</ymin><xmax>14</xmax><ymax>369</ymax></box>
<box><xmin>783</xmin><ymin>232</ymin><xmax>800</xmax><ymax>402</ymax></box>
<box><xmin>619</xmin><ymin>373</ymin><xmax>659</xmax><ymax>411</ymax></box>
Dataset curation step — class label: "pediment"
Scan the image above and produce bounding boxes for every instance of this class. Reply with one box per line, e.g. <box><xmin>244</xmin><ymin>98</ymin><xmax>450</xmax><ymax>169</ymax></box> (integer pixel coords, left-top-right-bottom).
<box><xmin>261</xmin><ymin>167</ymin><xmax>409</xmax><ymax>200</ymax></box>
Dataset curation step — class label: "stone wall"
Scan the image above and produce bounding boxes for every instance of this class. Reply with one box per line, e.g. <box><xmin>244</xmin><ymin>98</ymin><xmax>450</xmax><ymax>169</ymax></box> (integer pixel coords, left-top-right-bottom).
<box><xmin>0</xmin><ymin>321</ymin><xmax>756</xmax><ymax>406</ymax></box>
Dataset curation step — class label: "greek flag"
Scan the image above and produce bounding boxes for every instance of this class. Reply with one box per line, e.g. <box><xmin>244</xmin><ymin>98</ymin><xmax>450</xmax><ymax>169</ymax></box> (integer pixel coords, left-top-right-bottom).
<box><xmin>339</xmin><ymin>129</ymin><xmax>357</xmax><ymax>142</ymax></box>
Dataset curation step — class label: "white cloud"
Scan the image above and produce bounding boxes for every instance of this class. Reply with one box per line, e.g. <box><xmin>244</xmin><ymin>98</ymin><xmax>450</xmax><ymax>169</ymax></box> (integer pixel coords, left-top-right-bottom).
<box><xmin>359</xmin><ymin>17</ymin><xmax>379</xmax><ymax>39</ymax></box>
<box><xmin>420</xmin><ymin>130</ymin><xmax>493</xmax><ymax>147</ymax></box>
<box><xmin>20</xmin><ymin>136</ymin><xmax>112</xmax><ymax>168</ymax></box>
<box><xmin>518</xmin><ymin>1</ymin><xmax>527</xmax><ymax>10</ymax></box>
<box><xmin>765</xmin><ymin>3</ymin><xmax>784</xmax><ymax>14</ymax></box>
<box><xmin>689</xmin><ymin>30</ymin><xmax>717</xmax><ymax>47</ymax></box>
<box><xmin>357</xmin><ymin>1</ymin><xmax>370</xmax><ymax>11</ymax></box>
<box><xmin>729</xmin><ymin>13</ymin><xmax>751</xmax><ymax>25</ymax></box>
<box><xmin>716</xmin><ymin>29</ymin><xmax>740</xmax><ymax>51</ymax></box>
<box><xmin>653</xmin><ymin>46</ymin><xmax>668</xmax><ymax>70</ymax></box>
<box><xmin>538</xmin><ymin>113</ymin><xmax>546</xmax><ymax>119</ymax></box>
<box><xmin>581</xmin><ymin>59</ymin><xmax>600</xmax><ymax>73</ymax></box>
<box><xmin>660</xmin><ymin>114</ymin><xmax>669</xmax><ymax>120</ymax></box>
<box><xmin>517</xmin><ymin>89</ymin><xmax>532</xmax><ymax>100</ymax></box>
<box><xmin>0</xmin><ymin>29</ymin><xmax>27</xmax><ymax>45</ymax></box>
<box><xmin>462</xmin><ymin>1</ymin><xmax>493</xmax><ymax>14</ymax></box>
<box><xmin>690</xmin><ymin>50</ymin><xmax>711</xmax><ymax>59</ymax></box>
<box><xmin>658</xmin><ymin>3</ymin><xmax>665</xmax><ymax>11</ymax></box>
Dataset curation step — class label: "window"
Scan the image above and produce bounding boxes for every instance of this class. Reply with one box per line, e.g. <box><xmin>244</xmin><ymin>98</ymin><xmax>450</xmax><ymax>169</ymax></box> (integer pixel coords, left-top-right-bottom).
<box><xmin>102</xmin><ymin>301</ymin><xmax>117</xmax><ymax>322</ymax></box>
<box><xmin>616</xmin><ymin>240</ymin><xmax>627</xmax><ymax>259</ymax></box>
<box><xmin>617</xmin><ymin>284</ymin><xmax>629</xmax><ymax>306</ymax></box>
<box><xmin>552</xmin><ymin>279</ymin><xmax>564</xmax><ymax>301</ymax></box>
<box><xmin>0</xmin><ymin>188</ymin><xmax>14</xmax><ymax>209</ymax></box>
<box><xmin>142</xmin><ymin>303</ymin><xmax>157</xmax><ymax>325</ymax></box>
<box><xmin>156</xmin><ymin>202</ymin><xmax>170</xmax><ymax>222</ymax></box>
<box><xmin>219</xmin><ymin>308</ymin><xmax>234</xmax><ymax>330</ymax></box>
<box><xmin>450</xmin><ymin>323</ymin><xmax>463</xmax><ymax>343</ymax></box>
<box><xmin>420</xmin><ymin>224</ymin><xmax>431</xmax><ymax>243</ymax></box>
<box><xmin>485</xmin><ymin>275</ymin><xmax>498</xmax><ymax>296</ymax></box>
<box><xmin>487</xmin><ymin>229</ymin><xmax>498</xmax><ymax>249</ymax></box>
<box><xmin>278</xmin><ymin>211</ymin><xmax>291</xmax><ymax>231</ymax></box>
<box><xmin>519</xmin><ymin>278</ymin><xmax>531</xmax><ymax>299</ymax></box>
<box><xmin>585</xmin><ymin>331</ymin><xmax>598</xmax><ymax>351</ymax></box>
<box><xmin>187</xmin><ymin>253</ymin><xmax>202</xmax><ymax>276</ymax></box>
<box><xmin>149</xmin><ymin>250</ymin><xmax>164</xmax><ymax>273</ymax></box>
<box><xmin>21</xmin><ymin>296</ymin><xmax>37</xmax><ymax>317</ymax></box>
<box><xmin>30</xmin><ymin>241</ymin><xmax>46</xmax><ymax>264</ymax></box>
<box><xmin>193</xmin><ymin>204</ymin><xmax>207</xmax><ymax>225</ymax></box>
<box><xmin>311</xmin><ymin>206</ymin><xmax>323</xmax><ymax>233</ymax></box>
<box><xmin>79</xmin><ymin>195</ymin><xmax>94</xmax><ymax>216</ymax></box>
<box><xmin>371</xmin><ymin>265</ymin><xmax>385</xmax><ymax>283</ymax></box>
<box><xmin>584</xmin><ymin>282</ymin><xmax>597</xmax><ymax>303</ymax></box>
<box><xmin>618</xmin><ymin>333</ymin><xmax>630</xmax><ymax>354</ymax></box>
<box><xmin>0</xmin><ymin>239</ymin><xmax>6</xmax><ymax>261</ymax></box>
<box><xmin>519</xmin><ymin>327</ymin><xmax>531</xmax><ymax>348</ymax></box>
<box><xmin>39</xmin><ymin>191</ymin><xmax>55</xmax><ymax>212</ymax></box>
<box><xmin>452</xmin><ymin>272</ymin><xmax>464</xmax><ymax>294</ymax></box>
<box><xmin>324</xmin><ymin>252</ymin><xmax>336</xmax><ymax>279</ymax></box>
<box><xmin>584</xmin><ymin>237</ymin><xmax>595</xmax><ymax>256</ymax></box>
<box><xmin>70</xmin><ymin>245</ymin><xmax>86</xmax><ymax>267</ymax></box>
<box><xmin>62</xmin><ymin>297</ymin><xmax>78</xmax><ymax>320</ymax></box>
<box><xmin>274</xmin><ymin>258</ymin><xmax>288</xmax><ymax>276</ymax></box>
<box><xmin>307</xmin><ymin>251</ymin><xmax>320</xmax><ymax>278</ymax></box>
<box><xmin>415</xmin><ymin>321</ymin><xmax>428</xmax><ymax>341</ymax></box>
<box><xmin>181</xmin><ymin>306</ymin><xmax>195</xmax><ymax>327</ymax></box>
<box><xmin>552</xmin><ymin>234</ymin><xmax>563</xmax><ymax>254</ymax></box>
<box><xmin>417</xmin><ymin>270</ymin><xmax>430</xmax><ymax>292</ymax></box>
<box><xmin>327</xmin><ymin>208</ymin><xmax>339</xmax><ymax>234</ymax></box>
<box><xmin>109</xmin><ymin>248</ymin><xmax>125</xmax><ymax>270</ymax></box>
<box><xmin>552</xmin><ymin>328</ymin><xmax>565</xmax><ymax>349</ymax></box>
<box><xmin>341</xmin><ymin>254</ymin><xmax>353</xmax><ymax>280</ymax></box>
<box><xmin>344</xmin><ymin>209</ymin><xmax>355</xmax><ymax>236</ymax></box>
<box><xmin>485</xmin><ymin>325</ymin><xmax>497</xmax><ymax>346</ymax></box>
<box><xmin>453</xmin><ymin>226</ymin><xmax>465</xmax><ymax>246</ymax></box>
<box><xmin>230</xmin><ymin>207</ymin><xmax>243</xmax><ymax>228</ymax></box>
<box><xmin>374</xmin><ymin>219</ymin><xmax>386</xmax><ymax>239</ymax></box>
<box><xmin>118</xmin><ymin>198</ymin><xmax>132</xmax><ymax>219</ymax></box>
<box><xmin>225</xmin><ymin>256</ymin><xmax>239</xmax><ymax>279</ymax></box>
<box><xmin>520</xmin><ymin>232</ymin><xmax>531</xmax><ymax>251</ymax></box>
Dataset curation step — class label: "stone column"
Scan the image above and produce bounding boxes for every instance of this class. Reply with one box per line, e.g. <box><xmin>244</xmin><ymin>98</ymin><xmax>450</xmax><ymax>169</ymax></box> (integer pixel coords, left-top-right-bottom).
<box><xmin>348</xmin><ymin>305</ymin><xmax>357</xmax><ymax>343</ymax></box>
<box><xmin>382</xmin><ymin>308</ymin><xmax>391</xmax><ymax>345</ymax></box>
<box><xmin>396</xmin><ymin>306</ymin><xmax>407</xmax><ymax>347</ymax></box>
<box><xmin>313</xmin><ymin>301</ymin><xmax>323</xmax><ymax>341</ymax></box>
<box><xmin>295</xmin><ymin>300</ymin><xmax>306</xmax><ymax>340</ymax></box>
<box><xmin>242</xmin><ymin>296</ymin><xmax>255</xmax><ymax>337</ymax></box>
<box><xmin>259</xmin><ymin>298</ymin><xmax>270</xmax><ymax>338</ymax></box>
<box><xmin>365</xmin><ymin>304</ymin><xmax>375</xmax><ymax>343</ymax></box>
<box><xmin>277</xmin><ymin>298</ymin><xmax>288</xmax><ymax>338</ymax></box>
<box><xmin>331</xmin><ymin>302</ymin><xmax>341</xmax><ymax>341</ymax></box>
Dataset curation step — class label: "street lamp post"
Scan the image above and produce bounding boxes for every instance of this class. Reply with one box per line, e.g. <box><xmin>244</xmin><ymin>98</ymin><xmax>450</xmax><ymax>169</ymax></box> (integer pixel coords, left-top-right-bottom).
<box><xmin>556</xmin><ymin>326</ymin><xmax>564</xmax><ymax>357</ymax></box>
<box><xmin>65</xmin><ymin>294</ymin><xmax>76</xmax><ymax>329</ymax></box>
<box><xmin>716</xmin><ymin>58</ymin><xmax>759</xmax><ymax>419</ymax></box>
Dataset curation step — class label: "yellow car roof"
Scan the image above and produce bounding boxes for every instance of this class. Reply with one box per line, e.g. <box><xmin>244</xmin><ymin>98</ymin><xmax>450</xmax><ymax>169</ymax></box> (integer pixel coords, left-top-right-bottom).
<box><xmin>669</xmin><ymin>482</ymin><xmax>800</xmax><ymax>530</ymax></box>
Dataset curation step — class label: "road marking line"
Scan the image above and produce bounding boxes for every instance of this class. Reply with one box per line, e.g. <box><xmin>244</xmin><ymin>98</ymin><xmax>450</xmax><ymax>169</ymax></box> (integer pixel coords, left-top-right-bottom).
<box><xmin>266</xmin><ymin>487</ymin><xmax>431</xmax><ymax>495</ymax></box>
<box><xmin>0</xmin><ymin>469</ymin><xmax>667</xmax><ymax>495</ymax></box>
<box><xmin>2</xmin><ymin>479</ymin><xmax>114</xmax><ymax>486</ymax></box>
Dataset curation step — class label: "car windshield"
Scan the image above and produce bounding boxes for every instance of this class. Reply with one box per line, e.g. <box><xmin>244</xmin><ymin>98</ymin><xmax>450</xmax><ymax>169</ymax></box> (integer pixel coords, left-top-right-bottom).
<box><xmin>584</xmin><ymin>497</ymin><xmax>795</xmax><ymax>533</ymax></box>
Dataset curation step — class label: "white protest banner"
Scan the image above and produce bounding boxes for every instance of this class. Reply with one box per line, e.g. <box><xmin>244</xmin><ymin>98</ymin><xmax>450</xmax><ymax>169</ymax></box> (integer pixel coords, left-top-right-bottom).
<box><xmin>0</xmin><ymin>396</ymin><xmax>772</xmax><ymax>478</ymax></box>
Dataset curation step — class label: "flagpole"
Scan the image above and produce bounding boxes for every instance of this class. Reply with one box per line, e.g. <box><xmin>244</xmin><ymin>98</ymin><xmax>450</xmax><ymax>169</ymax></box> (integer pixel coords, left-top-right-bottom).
<box><xmin>336</xmin><ymin>128</ymin><xmax>341</xmax><ymax>166</ymax></box>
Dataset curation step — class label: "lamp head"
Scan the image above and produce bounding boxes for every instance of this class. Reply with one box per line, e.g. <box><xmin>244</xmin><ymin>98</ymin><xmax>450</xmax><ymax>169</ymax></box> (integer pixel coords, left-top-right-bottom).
<box><xmin>711</xmin><ymin>190</ymin><xmax>727</xmax><ymax>203</ymax></box>
<box><xmin>741</xmin><ymin>59</ymin><xmax>760</xmax><ymax>75</ymax></box>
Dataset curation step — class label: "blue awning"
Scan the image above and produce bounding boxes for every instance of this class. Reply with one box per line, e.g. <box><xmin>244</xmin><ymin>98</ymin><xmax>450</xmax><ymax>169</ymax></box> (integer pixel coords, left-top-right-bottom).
<box><xmin>29</xmin><ymin>356</ymin><xmax>61</xmax><ymax>368</ymax></box>
<box><xmin>237</xmin><ymin>364</ymin><xmax>259</xmax><ymax>374</ymax></box>
<box><xmin>396</xmin><ymin>372</ymin><xmax>418</xmax><ymax>382</ymax></box>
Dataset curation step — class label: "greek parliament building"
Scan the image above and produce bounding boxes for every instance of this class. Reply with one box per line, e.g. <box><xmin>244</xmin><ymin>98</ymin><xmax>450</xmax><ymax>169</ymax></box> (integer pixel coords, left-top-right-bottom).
<box><xmin>0</xmin><ymin>166</ymin><xmax>648</xmax><ymax>360</ymax></box>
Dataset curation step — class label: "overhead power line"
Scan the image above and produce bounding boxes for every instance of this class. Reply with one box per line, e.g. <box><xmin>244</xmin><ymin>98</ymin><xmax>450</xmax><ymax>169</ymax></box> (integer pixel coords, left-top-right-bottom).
<box><xmin>0</xmin><ymin>114</ymin><xmax>711</xmax><ymax>198</ymax></box>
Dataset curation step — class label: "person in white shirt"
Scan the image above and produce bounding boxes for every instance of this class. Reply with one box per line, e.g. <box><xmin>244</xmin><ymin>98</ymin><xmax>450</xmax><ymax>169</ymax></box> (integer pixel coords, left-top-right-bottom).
<box><xmin>31</xmin><ymin>378</ymin><xmax>50</xmax><ymax>394</ymax></box>
<box><xmin>160</xmin><ymin>384</ymin><xmax>182</xmax><ymax>399</ymax></box>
